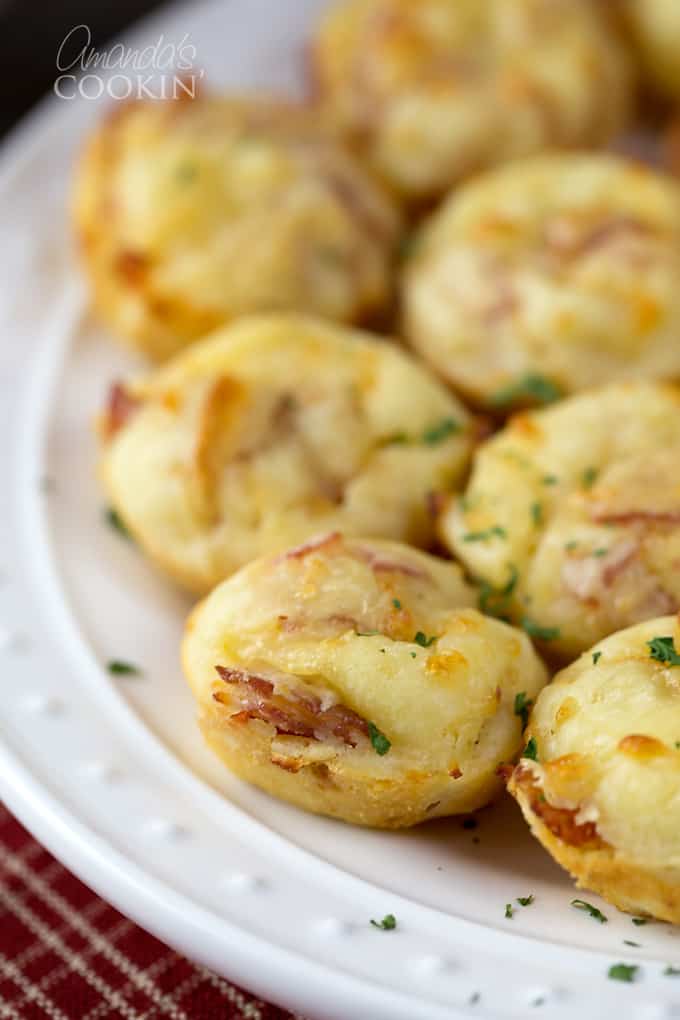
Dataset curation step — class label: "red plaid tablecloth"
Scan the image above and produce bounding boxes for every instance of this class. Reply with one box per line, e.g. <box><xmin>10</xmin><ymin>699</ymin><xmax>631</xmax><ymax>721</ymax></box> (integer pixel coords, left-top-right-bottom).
<box><xmin>0</xmin><ymin>803</ymin><xmax>300</xmax><ymax>1020</ymax></box>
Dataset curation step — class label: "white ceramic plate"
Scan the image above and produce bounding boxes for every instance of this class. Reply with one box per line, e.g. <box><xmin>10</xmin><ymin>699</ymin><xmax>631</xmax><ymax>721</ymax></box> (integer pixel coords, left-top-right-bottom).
<box><xmin>1</xmin><ymin>3</ymin><xmax>680</xmax><ymax>1018</ymax></box>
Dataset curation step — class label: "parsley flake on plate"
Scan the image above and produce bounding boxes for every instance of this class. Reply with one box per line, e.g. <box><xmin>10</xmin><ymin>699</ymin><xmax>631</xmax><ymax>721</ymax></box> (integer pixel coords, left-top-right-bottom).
<box><xmin>516</xmin><ymin>895</ymin><xmax>534</xmax><ymax>907</ymax></box>
<box><xmin>608</xmin><ymin>963</ymin><xmax>638</xmax><ymax>983</ymax></box>
<box><xmin>107</xmin><ymin>660</ymin><xmax>141</xmax><ymax>677</ymax></box>
<box><xmin>632</xmin><ymin>918</ymin><xmax>648</xmax><ymax>926</ymax></box>
<box><xmin>623</xmin><ymin>940</ymin><xmax>640</xmax><ymax>948</ymax></box>
<box><xmin>571</xmin><ymin>899</ymin><xmax>607</xmax><ymax>923</ymax></box>
<box><xmin>367</xmin><ymin>722</ymin><xmax>391</xmax><ymax>756</ymax></box>
<box><xmin>104</xmin><ymin>506</ymin><xmax>132</xmax><ymax>540</ymax></box>
<box><xmin>647</xmin><ymin>636</ymin><xmax>680</xmax><ymax>666</ymax></box>
<box><xmin>505</xmin><ymin>903</ymin><xmax>514</xmax><ymax>919</ymax></box>
<box><xmin>370</xmin><ymin>913</ymin><xmax>396</xmax><ymax>930</ymax></box>
<box><xmin>664</xmin><ymin>966</ymin><xmax>680</xmax><ymax>976</ymax></box>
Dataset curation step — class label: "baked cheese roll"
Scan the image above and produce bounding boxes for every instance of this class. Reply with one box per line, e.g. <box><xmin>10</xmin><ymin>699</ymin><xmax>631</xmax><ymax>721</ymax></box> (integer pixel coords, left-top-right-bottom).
<box><xmin>440</xmin><ymin>382</ymin><xmax>680</xmax><ymax>660</ymax></box>
<box><xmin>183</xmin><ymin>533</ymin><xmax>548</xmax><ymax>827</ymax></box>
<box><xmin>311</xmin><ymin>0</ymin><xmax>632</xmax><ymax>203</ymax></box>
<box><xmin>403</xmin><ymin>154</ymin><xmax>680</xmax><ymax>408</ymax></box>
<box><xmin>74</xmin><ymin>96</ymin><xmax>400</xmax><ymax>360</ymax></box>
<box><xmin>508</xmin><ymin>616</ymin><xmax>680</xmax><ymax>922</ymax></box>
<box><xmin>100</xmin><ymin>314</ymin><xmax>475</xmax><ymax>594</ymax></box>
<box><xmin>624</xmin><ymin>0</ymin><xmax>680</xmax><ymax>101</ymax></box>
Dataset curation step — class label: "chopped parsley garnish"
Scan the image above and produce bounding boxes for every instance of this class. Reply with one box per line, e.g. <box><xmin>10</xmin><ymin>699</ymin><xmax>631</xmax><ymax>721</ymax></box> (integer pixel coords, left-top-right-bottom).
<box><xmin>521</xmin><ymin>618</ymin><xmax>560</xmax><ymax>642</ymax></box>
<box><xmin>491</xmin><ymin>374</ymin><xmax>562</xmax><ymax>408</ymax></box>
<box><xmin>382</xmin><ymin>431</ymin><xmax>409</xmax><ymax>446</ymax></box>
<box><xmin>632</xmin><ymin>918</ymin><xmax>648</xmax><ymax>926</ymax></box>
<box><xmin>422</xmin><ymin>418</ymin><xmax>461</xmax><ymax>445</ymax></box>
<box><xmin>414</xmin><ymin>631</ymin><xmax>436</xmax><ymax>648</ymax></box>
<box><xmin>505</xmin><ymin>903</ymin><xmax>514</xmax><ymax>919</ymax></box>
<box><xmin>516</xmin><ymin>895</ymin><xmax>534</xmax><ymax>907</ymax></box>
<box><xmin>368</xmin><ymin>722</ymin><xmax>391</xmax><ymax>756</ymax></box>
<box><xmin>355</xmin><ymin>629</ymin><xmax>381</xmax><ymax>637</ymax></box>
<box><xmin>175</xmin><ymin>162</ymin><xmax>197</xmax><ymax>183</ymax></box>
<box><xmin>608</xmin><ymin>963</ymin><xmax>638</xmax><ymax>983</ymax></box>
<box><xmin>463</xmin><ymin>525</ymin><xmax>507</xmax><ymax>543</ymax></box>
<box><xmin>623</xmin><ymin>940</ymin><xmax>640</xmax><ymax>948</ymax></box>
<box><xmin>104</xmin><ymin>507</ymin><xmax>132</xmax><ymax>539</ymax></box>
<box><xmin>522</xmin><ymin>737</ymin><xmax>538</xmax><ymax>761</ymax></box>
<box><xmin>410</xmin><ymin>651</ymin><xmax>417</xmax><ymax>659</ymax></box>
<box><xmin>593</xmin><ymin>547</ymin><xmax>608</xmax><ymax>557</ymax></box>
<box><xmin>478</xmin><ymin>564</ymin><xmax>518</xmax><ymax>618</ymax></box>
<box><xmin>542</xmin><ymin>475</ymin><xmax>558</xmax><ymax>486</ymax></box>
<box><xmin>592</xmin><ymin>651</ymin><xmax>602</xmax><ymax>665</ymax></box>
<box><xmin>581</xmin><ymin>466</ymin><xmax>598</xmax><ymax>489</ymax></box>
<box><xmin>530</xmin><ymin>502</ymin><xmax>543</xmax><ymax>526</ymax></box>
<box><xmin>514</xmin><ymin>691</ymin><xmax>533</xmax><ymax>729</ymax></box>
<box><xmin>392</xmin><ymin>598</ymin><xmax>402</xmax><ymax>609</ymax></box>
<box><xmin>565</xmin><ymin>540</ymin><xmax>579</xmax><ymax>552</ymax></box>
<box><xmin>676</xmin><ymin>742</ymin><xmax>680</xmax><ymax>749</ymax></box>
<box><xmin>107</xmin><ymin>660</ymin><xmax>141</xmax><ymax>677</ymax></box>
<box><xmin>370</xmin><ymin>914</ymin><xmax>396</xmax><ymax>930</ymax></box>
<box><xmin>571</xmin><ymin>899</ymin><xmax>608</xmax><ymax>924</ymax></box>
<box><xmin>647</xmin><ymin>636</ymin><xmax>680</xmax><ymax>667</ymax></box>
<box><xmin>664</xmin><ymin>966</ymin><xmax>680</xmax><ymax>976</ymax></box>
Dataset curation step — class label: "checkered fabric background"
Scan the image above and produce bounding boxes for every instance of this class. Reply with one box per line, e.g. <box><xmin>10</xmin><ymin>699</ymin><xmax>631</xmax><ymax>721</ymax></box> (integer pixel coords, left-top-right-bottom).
<box><xmin>0</xmin><ymin>803</ymin><xmax>302</xmax><ymax>1020</ymax></box>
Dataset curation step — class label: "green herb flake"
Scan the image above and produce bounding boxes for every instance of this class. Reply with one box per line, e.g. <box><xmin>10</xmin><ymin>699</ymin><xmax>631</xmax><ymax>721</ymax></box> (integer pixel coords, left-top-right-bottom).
<box><xmin>104</xmin><ymin>507</ymin><xmax>132</xmax><ymax>540</ymax></box>
<box><xmin>592</xmin><ymin>548</ymin><xmax>608</xmax><ymax>558</ymax></box>
<box><xmin>608</xmin><ymin>963</ymin><xmax>638</xmax><ymax>983</ymax></box>
<box><xmin>514</xmin><ymin>691</ymin><xmax>533</xmax><ymax>729</ymax></box>
<box><xmin>422</xmin><ymin>418</ymin><xmax>461</xmax><ymax>445</ymax></box>
<box><xmin>410</xmin><ymin>651</ymin><xmax>417</xmax><ymax>658</ymax></box>
<box><xmin>592</xmin><ymin>651</ymin><xmax>602</xmax><ymax>665</ymax></box>
<box><xmin>571</xmin><ymin>899</ymin><xmax>608</xmax><ymax>924</ymax></box>
<box><xmin>414</xmin><ymin>631</ymin><xmax>436</xmax><ymax>648</ymax></box>
<box><xmin>521</xmin><ymin>618</ymin><xmax>560</xmax><ymax>642</ymax></box>
<box><xmin>382</xmin><ymin>431</ymin><xmax>409</xmax><ymax>446</ymax></box>
<box><xmin>370</xmin><ymin>913</ymin><xmax>396</xmax><ymax>931</ymax></box>
<box><xmin>517</xmin><ymin>895</ymin><xmax>534</xmax><ymax>907</ymax></box>
<box><xmin>664</xmin><ymin>966</ymin><xmax>680</xmax><ymax>976</ymax></box>
<box><xmin>368</xmin><ymin>722</ymin><xmax>391</xmax><ymax>756</ymax></box>
<box><xmin>530</xmin><ymin>502</ymin><xmax>543</xmax><ymax>526</ymax></box>
<box><xmin>478</xmin><ymin>564</ymin><xmax>518</xmax><ymax>617</ymax></box>
<box><xmin>505</xmin><ymin>903</ymin><xmax>514</xmax><ymax>919</ymax></box>
<box><xmin>647</xmin><ymin>635</ymin><xmax>680</xmax><ymax>667</ymax></box>
<box><xmin>107</xmin><ymin>660</ymin><xmax>141</xmax><ymax>677</ymax></box>
<box><xmin>632</xmin><ymin>918</ymin><xmax>648</xmax><ymax>926</ymax></box>
<box><xmin>463</xmin><ymin>525</ymin><xmax>507</xmax><ymax>543</ymax></box>
<box><xmin>491</xmin><ymin>374</ymin><xmax>563</xmax><ymax>408</ymax></box>
<box><xmin>581</xmin><ymin>466</ymin><xmax>598</xmax><ymax>489</ymax></box>
<box><xmin>522</xmin><ymin>737</ymin><xmax>538</xmax><ymax>761</ymax></box>
<box><xmin>565</xmin><ymin>540</ymin><xmax>579</xmax><ymax>552</ymax></box>
<box><xmin>392</xmin><ymin>598</ymin><xmax>402</xmax><ymax>609</ymax></box>
<box><xmin>623</xmin><ymin>940</ymin><xmax>640</xmax><ymax>948</ymax></box>
<box><xmin>542</xmin><ymin>475</ymin><xmax>558</xmax><ymax>486</ymax></box>
<box><xmin>355</xmin><ymin>629</ymin><xmax>381</xmax><ymax>637</ymax></box>
<box><xmin>175</xmin><ymin>162</ymin><xmax>198</xmax><ymax>183</ymax></box>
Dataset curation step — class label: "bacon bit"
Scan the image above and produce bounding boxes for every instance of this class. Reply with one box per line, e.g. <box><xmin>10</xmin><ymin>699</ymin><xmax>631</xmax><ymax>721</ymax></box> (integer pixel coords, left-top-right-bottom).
<box><xmin>102</xmin><ymin>382</ymin><xmax>142</xmax><ymax>440</ymax></box>
<box><xmin>116</xmin><ymin>250</ymin><xmax>148</xmax><ymax>286</ymax></box>
<box><xmin>591</xmin><ymin>508</ymin><xmax>680</xmax><ymax>526</ymax></box>
<box><xmin>544</xmin><ymin>216</ymin><xmax>652</xmax><ymax>260</ymax></box>
<box><xmin>562</xmin><ymin>540</ymin><xmax>638</xmax><ymax>600</ymax></box>
<box><xmin>283</xmin><ymin>532</ymin><xmax>343</xmax><ymax>561</ymax></box>
<box><xmin>426</xmin><ymin>490</ymin><xmax>448</xmax><ymax>520</ymax></box>
<box><xmin>449</xmin><ymin>766</ymin><xmax>463</xmax><ymax>779</ymax></box>
<box><xmin>354</xmin><ymin>545</ymin><xmax>431</xmax><ymax>580</ymax></box>
<box><xmin>497</xmin><ymin>763</ymin><xmax>515</xmax><ymax>781</ymax></box>
<box><xmin>511</xmin><ymin>764</ymin><xmax>607</xmax><ymax>850</ymax></box>
<box><xmin>214</xmin><ymin>665</ymin><xmax>370</xmax><ymax>747</ymax></box>
<box><xmin>482</xmin><ymin>286</ymin><xmax>519</xmax><ymax>327</ymax></box>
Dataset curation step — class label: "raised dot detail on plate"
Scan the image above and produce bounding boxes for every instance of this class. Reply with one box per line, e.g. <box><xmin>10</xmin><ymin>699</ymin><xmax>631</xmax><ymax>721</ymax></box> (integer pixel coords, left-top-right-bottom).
<box><xmin>146</xmin><ymin>819</ymin><xmax>188</xmax><ymax>842</ymax></box>
<box><xmin>82</xmin><ymin>761</ymin><xmax>122</xmax><ymax>784</ymax></box>
<box><xmin>222</xmin><ymin>872</ymin><xmax>267</xmax><ymax>893</ymax></box>
<box><xmin>21</xmin><ymin>693</ymin><xmax>63</xmax><ymax>716</ymax></box>
<box><xmin>411</xmin><ymin>955</ymin><xmax>453</xmax><ymax>977</ymax></box>
<box><xmin>314</xmin><ymin>917</ymin><xmax>353</xmax><ymax>937</ymax></box>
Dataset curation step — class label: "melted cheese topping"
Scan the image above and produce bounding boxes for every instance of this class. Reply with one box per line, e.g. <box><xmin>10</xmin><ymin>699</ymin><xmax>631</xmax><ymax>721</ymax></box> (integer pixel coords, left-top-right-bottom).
<box><xmin>441</xmin><ymin>381</ymin><xmax>680</xmax><ymax>658</ymax></box>
<box><xmin>526</xmin><ymin>615</ymin><xmax>680</xmax><ymax>867</ymax></box>
<box><xmin>74</xmin><ymin>96</ymin><xmax>400</xmax><ymax>360</ymax></box>
<box><xmin>101</xmin><ymin>314</ymin><xmax>474</xmax><ymax>593</ymax></box>
<box><xmin>403</xmin><ymin>154</ymin><xmax>680</xmax><ymax>407</ymax></box>
<box><xmin>183</xmin><ymin>534</ymin><xmax>547</xmax><ymax>825</ymax></box>
<box><xmin>312</xmin><ymin>0</ymin><xmax>632</xmax><ymax>201</ymax></box>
